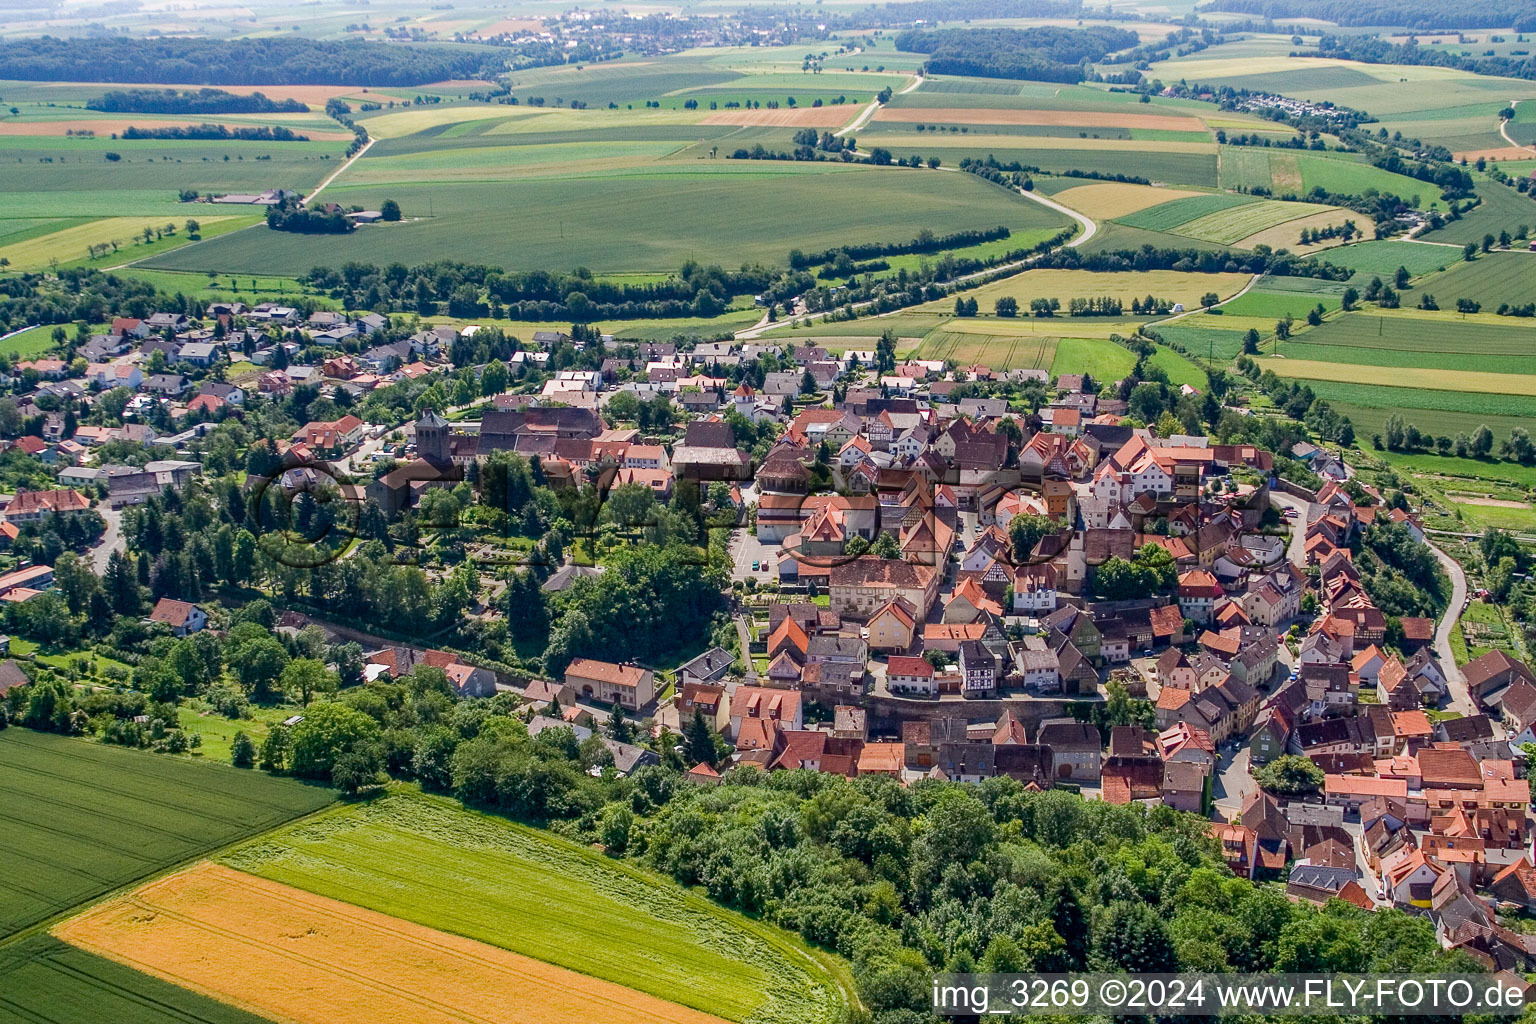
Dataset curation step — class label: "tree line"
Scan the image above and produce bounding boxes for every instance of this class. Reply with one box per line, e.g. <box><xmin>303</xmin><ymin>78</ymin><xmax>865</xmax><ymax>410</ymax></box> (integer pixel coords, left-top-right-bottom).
<box><xmin>123</xmin><ymin>124</ymin><xmax>309</xmax><ymax>142</ymax></box>
<box><xmin>1206</xmin><ymin>0</ymin><xmax>1536</xmax><ymax>30</ymax></box>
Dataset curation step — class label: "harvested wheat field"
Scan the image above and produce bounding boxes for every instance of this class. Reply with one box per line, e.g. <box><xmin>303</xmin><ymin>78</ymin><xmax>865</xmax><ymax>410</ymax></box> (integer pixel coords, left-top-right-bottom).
<box><xmin>1454</xmin><ymin>146</ymin><xmax>1535</xmax><ymax>162</ymax></box>
<box><xmin>56</xmin><ymin>862</ymin><xmax>731</xmax><ymax>1024</ymax></box>
<box><xmin>700</xmin><ymin>106</ymin><xmax>855</xmax><ymax>128</ymax></box>
<box><xmin>1052</xmin><ymin>182</ymin><xmax>1205</xmax><ymax>220</ymax></box>
<box><xmin>874</xmin><ymin>107</ymin><xmax>1205</xmax><ymax>131</ymax></box>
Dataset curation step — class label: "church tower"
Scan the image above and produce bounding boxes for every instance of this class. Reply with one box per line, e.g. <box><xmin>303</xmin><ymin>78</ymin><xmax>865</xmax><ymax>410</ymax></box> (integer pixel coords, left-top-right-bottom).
<box><xmin>416</xmin><ymin>408</ymin><xmax>450</xmax><ymax>463</ymax></box>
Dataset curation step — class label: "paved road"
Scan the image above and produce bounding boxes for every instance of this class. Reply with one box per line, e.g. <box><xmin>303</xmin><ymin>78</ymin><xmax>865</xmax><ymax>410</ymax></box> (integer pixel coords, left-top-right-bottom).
<box><xmin>1426</xmin><ymin>537</ymin><xmax>1475</xmax><ymax>714</ymax></box>
<box><xmin>89</xmin><ymin>505</ymin><xmax>123</xmax><ymax>574</ymax></box>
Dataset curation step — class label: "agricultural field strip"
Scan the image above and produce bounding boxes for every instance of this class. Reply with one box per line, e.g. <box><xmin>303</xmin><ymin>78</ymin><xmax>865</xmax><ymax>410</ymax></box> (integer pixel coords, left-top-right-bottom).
<box><xmin>1116</xmin><ymin>192</ymin><xmax>1253</xmax><ymax>232</ymax></box>
<box><xmin>0</xmin><ymin>731</ymin><xmax>333</xmax><ymax>941</ymax></box>
<box><xmin>1176</xmin><ymin>201</ymin><xmax>1337</xmax><ymax>244</ymax></box>
<box><xmin>1261</xmin><ymin>357</ymin><xmax>1536</xmax><ymax>396</ymax></box>
<box><xmin>56</xmin><ymin>863</ymin><xmax>735</xmax><ymax>1024</ymax></box>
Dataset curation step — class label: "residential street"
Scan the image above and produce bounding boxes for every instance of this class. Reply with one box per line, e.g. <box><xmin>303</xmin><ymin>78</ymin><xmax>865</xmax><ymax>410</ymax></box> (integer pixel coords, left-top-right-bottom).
<box><xmin>1426</xmin><ymin>537</ymin><xmax>1475</xmax><ymax>715</ymax></box>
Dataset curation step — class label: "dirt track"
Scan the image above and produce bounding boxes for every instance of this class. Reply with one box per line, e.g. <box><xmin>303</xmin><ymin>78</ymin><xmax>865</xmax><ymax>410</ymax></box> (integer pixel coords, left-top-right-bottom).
<box><xmin>56</xmin><ymin>862</ymin><xmax>731</xmax><ymax>1024</ymax></box>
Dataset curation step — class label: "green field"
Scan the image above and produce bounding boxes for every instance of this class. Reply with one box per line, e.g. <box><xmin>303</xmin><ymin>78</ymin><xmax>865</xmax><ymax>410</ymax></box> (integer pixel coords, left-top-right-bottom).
<box><xmin>1420</xmin><ymin>250</ymin><xmax>1536</xmax><ymax>308</ymax></box>
<box><xmin>141</xmin><ymin>164</ymin><xmax>1069</xmax><ymax>274</ymax></box>
<box><xmin>1147</xmin><ymin>321</ymin><xmax>1249</xmax><ymax>365</ymax></box>
<box><xmin>1308</xmin><ymin>239</ymin><xmax>1454</xmax><ymax>277</ymax></box>
<box><xmin>1216</xmin><ymin>146</ymin><xmax>1438</xmax><ymax>205</ymax></box>
<box><xmin>1420</xmin><ymin>180</ymin><xmax>1536</xmax><ymax>246</ymax></box>
<box><xmin>1049</xmin><ymin>336</ymin><xmax>1138</xmax><ymax>382</ymax></box>
<box><xmin>1118</xmin><ymin>192</ymin><xmax>1254</xmax><ymax>232</ymax></box>
<box><xmin>0</xmin><ymin>935</ymin><xmax>275</xmax><ymax>1024</ymax></box>
<box><xmin>858</xmin><ymin>138</ymin><xmax>1220</xmax><ymax>187</ymax></box>
<box><xmin>1300</xmin><ymin>378</ymin><xmax>1536</xmax><ymax>434</ymax></box>
<box><xmin>0</xmin><ymin>728</ymin><xmax>334</xmax><ymax>939</ymax></box>
<box><xmin>1217</xmin><ymin>289</ymin><xmax>1340</xmax><ymax>319</ymax></box>
<box><xmin>224</xmin><ymin>793</ymin><xmax>850</xmax><ymax>1024</ymax></box>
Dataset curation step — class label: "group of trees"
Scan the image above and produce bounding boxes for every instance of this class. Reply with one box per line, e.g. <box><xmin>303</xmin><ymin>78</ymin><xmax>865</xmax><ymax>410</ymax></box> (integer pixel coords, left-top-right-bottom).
<box><xmin>1092</xmin><ymin>543</ymin><xmax>1179</xmax><ymax>600</ymax></box>
<box><xmin>896</xmin><ymin>25</ymin><xmax>1140</xmax><ymax>81</ymax></box>
<box><xmin>265</xmin><ymin>197</ymin><xmax>354</xmax><ymax>235</ymax></box>
<box><xmin>0</xmin><ymin>36</ymin><xmax>502</xmax><ymax>87</ymax></box>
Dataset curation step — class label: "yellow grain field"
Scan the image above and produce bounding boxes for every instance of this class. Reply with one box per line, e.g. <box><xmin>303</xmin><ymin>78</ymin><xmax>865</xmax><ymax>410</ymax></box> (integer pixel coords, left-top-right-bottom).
<box><xmin>1259</xmin><ymin>357</ymin><xmax>1536</xmax><ymax>396</ymax></box>
<box><xmin>1052</xmin><ymin>182</ymin><xmax>1206</xmax><ymax>220</ymax></box>
<box><xmin>55</xmin><ymin>862</ymin><xmax>733</xmax><ymax>1024</ymax></box>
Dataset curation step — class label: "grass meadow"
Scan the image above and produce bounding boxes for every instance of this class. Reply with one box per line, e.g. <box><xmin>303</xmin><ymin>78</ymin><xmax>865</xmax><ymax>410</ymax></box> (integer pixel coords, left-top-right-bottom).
<box><xmin>224</xmin><ymin>793</ymin><xmax>851</xmax><ymax>1024</ymax></box>
<box><xmin>0</xmin><ymin>728</ymin><xmax>333</xmax><ymax>939</ymax></box>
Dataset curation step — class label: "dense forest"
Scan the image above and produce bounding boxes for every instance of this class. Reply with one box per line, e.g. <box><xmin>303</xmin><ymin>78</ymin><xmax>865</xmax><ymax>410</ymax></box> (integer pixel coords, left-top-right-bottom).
<box><xmin>1207</xmin><ymin>0</ymin><xmax>1536</xmax><ymax>30</ymax></box>
<box><xmin>894</xmin><ymin>25</ymin><xmax>1140</xmax><ymax>81</ymax></box>
<box><xmin>87</xmin><ymin>87</ymin><xmax>309</xmax><ymax>114</ymax></box>
<box><xmin>0</xmin><ymin>36</ymin><xmax>504</xmax><ymax>86</ymax></box>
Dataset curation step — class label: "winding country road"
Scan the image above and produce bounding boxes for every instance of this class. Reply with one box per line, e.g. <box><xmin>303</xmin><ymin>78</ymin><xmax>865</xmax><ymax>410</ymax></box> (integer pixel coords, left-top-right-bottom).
<box><xmin>1501</xmin><ymin>100</ymin><xmax>1533</xmax><ymax>155</ymax></box>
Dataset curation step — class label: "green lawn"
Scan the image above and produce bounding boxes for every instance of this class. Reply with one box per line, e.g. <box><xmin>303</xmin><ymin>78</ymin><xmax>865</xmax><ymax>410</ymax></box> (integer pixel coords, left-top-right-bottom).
<box><xmin>225</xmin><ymin>793</ymin><xmax>851</xmax><ymax>1024</ymax></box>
<box><xmin>0</xmin><ymin>728</ymin><xmax>334</xmax><ymax>939</ymax></box>
<box><xmin>0</xmin><ymin>325</ymin><xmax>65</xmax><ymax>360</ymax></box>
